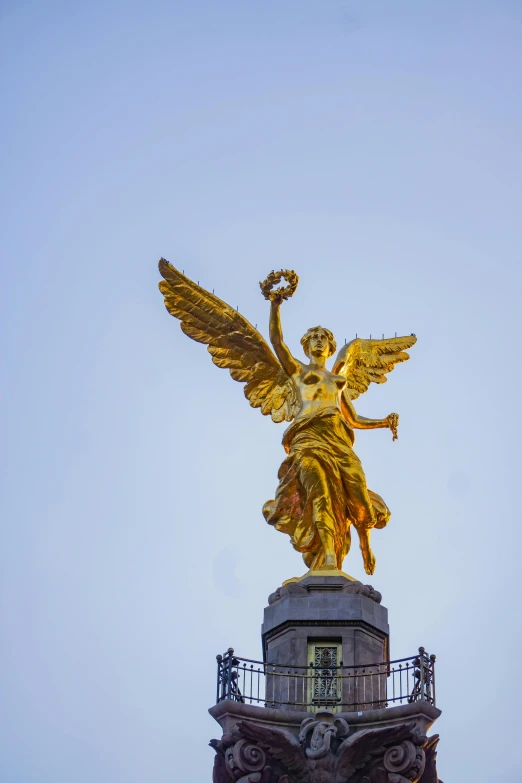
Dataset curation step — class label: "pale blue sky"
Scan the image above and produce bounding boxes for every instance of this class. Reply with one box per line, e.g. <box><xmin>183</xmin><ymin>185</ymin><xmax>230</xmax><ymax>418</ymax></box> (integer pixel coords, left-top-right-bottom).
<box><xmin>2</xmin><ymin>2</ymin><xmax>522</xmax><ymax>781</ymax></box>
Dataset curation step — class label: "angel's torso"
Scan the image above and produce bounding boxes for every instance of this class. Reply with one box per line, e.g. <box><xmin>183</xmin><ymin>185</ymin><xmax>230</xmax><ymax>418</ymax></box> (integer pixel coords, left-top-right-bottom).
<box><xmin>293</xmin><ymin>364</ymin><xmax>347</xmax><ymax>421</ymax></box>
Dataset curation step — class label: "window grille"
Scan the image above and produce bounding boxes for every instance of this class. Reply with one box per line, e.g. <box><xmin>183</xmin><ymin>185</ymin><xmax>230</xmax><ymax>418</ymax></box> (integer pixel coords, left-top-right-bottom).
<box><xmin>308</xmin><ymin>642</ymin><xmax>341</xmax><ymax>710</ymax></box>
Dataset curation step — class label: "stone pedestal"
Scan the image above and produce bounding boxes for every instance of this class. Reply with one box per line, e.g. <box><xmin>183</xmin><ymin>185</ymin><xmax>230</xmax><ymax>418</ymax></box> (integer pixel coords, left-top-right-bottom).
<box><xmin>210</xmin><ymin>574</ymin><xmax>442</xmax><ymax>782</ymax></box>
<box><xmin>262</xmin><ymin>574</ymin><xmax>389</xmax><ymax>712</ymax></box>
<box><xmin>263</xmin><ymin>573</ymin><xmax>388</xmax><ymax>668</ymax></box>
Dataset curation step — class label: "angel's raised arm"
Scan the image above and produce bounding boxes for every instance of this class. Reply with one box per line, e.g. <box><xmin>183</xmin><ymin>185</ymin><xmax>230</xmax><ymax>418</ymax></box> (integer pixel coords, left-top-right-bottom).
<box><xmin>269</xmin><ymin>300</ymin><xmax>300</xmax><ymax>377</ymax></box>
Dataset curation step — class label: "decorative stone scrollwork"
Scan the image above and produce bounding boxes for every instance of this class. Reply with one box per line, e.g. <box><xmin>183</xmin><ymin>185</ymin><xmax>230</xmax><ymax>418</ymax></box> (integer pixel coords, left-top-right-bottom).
<box><xmin>384</xmin><ymin>739</ymin><xmax>425</xmax><ymax>782</ymax></box>
<box><xmin>225</xmin><ymin>740</ymin><xmax>267</xmax><ymax>779</ymax></box>
<box><xmin>236</xmin><ymin>771</ymin><xmax>272</xmax><ymax>783</ymax></box>
<box><xmin>384</xmin><ymin>740</ymin><xmax>417</xmax><ymax>773</ymax></box>
<box><xmin>211</xmin><ymin>715</ymin><xmax>437</xmax><ymax>783</ymax></box>
<box><xmin>299</xmin><ymin>712</ymin><xmax>350</xmax><ymax>760</ymax></box>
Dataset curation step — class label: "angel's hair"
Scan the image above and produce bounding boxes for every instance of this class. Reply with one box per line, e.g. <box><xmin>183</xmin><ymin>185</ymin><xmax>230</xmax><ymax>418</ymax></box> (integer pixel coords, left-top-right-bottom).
<box><xmin>300</xmin><ymin>326</ymin><xmax>337</xmax><ymax>358</ymax></box>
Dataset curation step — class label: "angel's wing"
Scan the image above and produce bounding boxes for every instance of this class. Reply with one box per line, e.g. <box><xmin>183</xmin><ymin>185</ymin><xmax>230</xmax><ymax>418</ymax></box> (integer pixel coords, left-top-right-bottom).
<box><xmin>158</xmin><ymin>259</ymin><xmax>299</xmax><ymax>423</ymax></box>
<box><xmin>418</xmin><ymin>735</ymin><xmax>441</xmax><ymax>783</ymax></box>
<box><xmin>211</xmin><ymin>752</ymin><xmax>229</xmax><ymax>783</ymax></box>
<box><xmin>237</xmin><ymin>721</ymin><xmax>310</xmax><ymax>782</ymax></box>
<box><xmin>335</xmin><ymin>722</ymin><xmax>415</xmax><ymax>782</ymax></box>
<box><xmin>332</xmin><ymin>335</ymin><xmax>417</xmax><ymax>400</ymax></box>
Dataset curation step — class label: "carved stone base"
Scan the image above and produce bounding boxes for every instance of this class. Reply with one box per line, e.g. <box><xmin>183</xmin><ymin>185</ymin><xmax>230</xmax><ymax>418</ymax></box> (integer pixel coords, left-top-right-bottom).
<box><xmin>210</xmin><ymin>701</ymin><xmax>442</xmax><ymax>783</ymax></box>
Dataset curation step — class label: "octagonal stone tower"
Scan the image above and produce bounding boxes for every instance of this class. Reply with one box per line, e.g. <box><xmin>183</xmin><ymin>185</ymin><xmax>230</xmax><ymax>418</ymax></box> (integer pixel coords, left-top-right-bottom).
<box><xmin>262</xmin><ymin>572</ymin><xmax>389</xmax><ymax>712</ymax></box>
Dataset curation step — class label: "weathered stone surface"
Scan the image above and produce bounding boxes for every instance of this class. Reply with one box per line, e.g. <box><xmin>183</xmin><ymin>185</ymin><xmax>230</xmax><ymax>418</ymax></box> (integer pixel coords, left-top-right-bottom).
<box><xmin>268</xmin><ymin>577</ymin><xmax>382</xmax><ymax>607</ymax></box>
<box><xmin>210</xmin><ymin>700</ymin><xmax>440</xmax><ymax>742</ymax></box>
<box><xmin>262</xmin><ymin>575</ymin><xmax>389</xmax><ymax>712</ymax></box>
<box><xmin>264</xmin><ymin>577</ymin><xmax>387</xmax><ymax>646</ymax></box>
<box><xmin>210</xmin><ymin>702</ymin><xmax>442</xmax><ymax>782</ymax></box>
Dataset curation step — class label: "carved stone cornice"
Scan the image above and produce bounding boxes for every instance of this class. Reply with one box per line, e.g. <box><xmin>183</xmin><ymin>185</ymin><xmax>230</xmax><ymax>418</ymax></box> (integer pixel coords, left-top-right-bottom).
<box><xmin>210</xmin><ymin>708</ymin><xmax>442</xmax><ymax>783</ymax></box>
<box><xmin>210</xmin><ymin>699</ymin><xmax>441</xmax><ymax>739</ymax></box>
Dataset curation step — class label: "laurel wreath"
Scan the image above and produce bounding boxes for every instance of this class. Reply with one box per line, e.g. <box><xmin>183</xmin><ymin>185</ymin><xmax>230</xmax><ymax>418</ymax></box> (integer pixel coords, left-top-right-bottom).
<box><xmin>259</xmin><ymin>269</ymin><xmax>299</xmax><ymax>302</ymax></box>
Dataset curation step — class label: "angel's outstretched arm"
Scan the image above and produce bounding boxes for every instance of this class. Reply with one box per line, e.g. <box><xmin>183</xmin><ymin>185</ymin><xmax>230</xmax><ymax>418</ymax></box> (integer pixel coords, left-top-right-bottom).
<box><xmin>269</xmin><ymin>301</ymin><xmax>300</xmax><ymax>376</ymax></box>
<box><xmin>341</xmin><ymin>390</ymin><xmax>393</xmax><ymax>430</ymax></box>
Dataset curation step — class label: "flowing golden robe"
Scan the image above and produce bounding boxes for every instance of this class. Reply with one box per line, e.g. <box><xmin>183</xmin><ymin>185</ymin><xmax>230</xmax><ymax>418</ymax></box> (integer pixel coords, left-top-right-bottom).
<box><xmin>263</xmin><ymin>408</ymin><xmax>390</xmax><ymax>570</ymax></box>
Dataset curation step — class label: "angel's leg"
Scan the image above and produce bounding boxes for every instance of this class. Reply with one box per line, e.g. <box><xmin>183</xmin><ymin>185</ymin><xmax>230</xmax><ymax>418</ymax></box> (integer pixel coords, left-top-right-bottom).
<box><xmin>299</xmin><ymin>455</ymin><xmax>337</xmax><ymax>569</ymax></box>
<box><xmin>356</xmin><ymin>528</ymin><xmax>376</xmax><ymax>575</ymax></box>
<box><xmin>316</xmin><ymin>525</ymin><xmax>336</xmax><ymax>570</ymax></box>
<box><xmin>341</xmin><ymin>524</ymin><xmax>352</xmax><ymax>565</ymax></box>
<box><xmin>339</xmin><ymin>451</ymin><xmax>378</xmax><ymax>574</ymax></box>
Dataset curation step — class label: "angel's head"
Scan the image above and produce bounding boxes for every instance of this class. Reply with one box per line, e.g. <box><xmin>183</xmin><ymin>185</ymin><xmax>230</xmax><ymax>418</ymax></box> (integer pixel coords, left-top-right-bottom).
<box><xmin>300</xmin><ymin>326</ymin><xmax>337</xmax><ymax>361</ymax></box>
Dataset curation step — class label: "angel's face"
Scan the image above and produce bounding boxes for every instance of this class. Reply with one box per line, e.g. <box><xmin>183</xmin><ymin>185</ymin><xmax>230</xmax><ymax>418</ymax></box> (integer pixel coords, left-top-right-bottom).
<box><xmin>307</xmin><ymin>329</ymin><xmax>331</xmax><ymax>359</ymax></box>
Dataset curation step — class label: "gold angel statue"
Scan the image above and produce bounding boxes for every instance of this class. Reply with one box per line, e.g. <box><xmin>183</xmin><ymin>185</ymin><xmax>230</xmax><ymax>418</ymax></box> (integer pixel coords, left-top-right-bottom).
<box><xmin>158</xmin><ymin>261</ymin><xmax>416</xmax><ymax>576</ymax></box>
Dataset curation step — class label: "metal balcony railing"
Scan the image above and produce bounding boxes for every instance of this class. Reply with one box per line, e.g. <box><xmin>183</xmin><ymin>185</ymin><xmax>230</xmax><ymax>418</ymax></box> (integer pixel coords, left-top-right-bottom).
<box><xmin>216</xmin><ymin>647</ymin><xmax>436</xmax><ymax>711</ymax></box>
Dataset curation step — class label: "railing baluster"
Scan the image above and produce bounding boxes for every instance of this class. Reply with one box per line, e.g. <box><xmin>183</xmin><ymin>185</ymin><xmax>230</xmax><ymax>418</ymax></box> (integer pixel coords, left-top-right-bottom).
<box><xmin>226</xmin><ymin>648</ymin><xmax>234</xmax><ymax>701</ymax></box>
<box><xmin>214</xmin><ymin>648</ymin><xmax>437</xmax><ymax>714</ymax></box>
<box><xmin>430</xmin><ymin>655</ymin><xmax>437</xmax><ymax>707</ymax></box>
<box><xmin>419</xmin><ymin>647</ymin><xmax>426</xmax><ymax>702</ymax></box>
<box><xmin>216</xmin><ymin>654</ymin><xmax>223</xmax><ymax>703</ymax></box>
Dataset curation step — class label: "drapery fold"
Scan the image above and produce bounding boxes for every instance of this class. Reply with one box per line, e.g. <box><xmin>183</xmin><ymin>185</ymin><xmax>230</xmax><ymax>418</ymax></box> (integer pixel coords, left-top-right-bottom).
<box><xmin>263</xmin><ymin>408</ymin><xmax>390</xmax><ymax>570</ymax></box>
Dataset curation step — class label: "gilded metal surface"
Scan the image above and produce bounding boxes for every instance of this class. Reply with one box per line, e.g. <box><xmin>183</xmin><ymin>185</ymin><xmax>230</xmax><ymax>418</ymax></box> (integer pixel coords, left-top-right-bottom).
<box><xmin>158</xmin><ymin>260</ymin><xmax>416</xmax><ymax>575</ymax></box>
<box><xmin>282</xmin><ymin>569</ymin><xmax>357</xmax><ymax>586</ymax></box>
